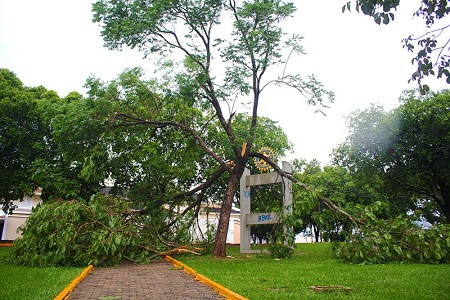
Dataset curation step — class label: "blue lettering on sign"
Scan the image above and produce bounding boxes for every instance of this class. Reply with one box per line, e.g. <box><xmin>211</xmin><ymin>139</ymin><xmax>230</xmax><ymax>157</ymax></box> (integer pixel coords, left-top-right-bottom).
<box><xmin>258</xmin><ymin>214</ymin><xmax>272</xmax><ymax>222</ymax></box>
<box><xmin>244</xmin><ymin>191</ymin><xmax>251</xmax><ymax>198</ymax></box>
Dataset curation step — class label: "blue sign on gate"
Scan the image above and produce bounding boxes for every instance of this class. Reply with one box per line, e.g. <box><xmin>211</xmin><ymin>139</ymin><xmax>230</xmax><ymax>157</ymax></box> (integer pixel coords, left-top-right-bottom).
<box><xmin>258</xmin><ymin>214</ymin><xmax>272</xmax><ymax>222</ymax></box>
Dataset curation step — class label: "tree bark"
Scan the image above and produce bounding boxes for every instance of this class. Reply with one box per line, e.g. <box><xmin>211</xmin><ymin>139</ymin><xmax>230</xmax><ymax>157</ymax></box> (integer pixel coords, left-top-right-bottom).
<box><xmin>213</xmin><ymin>173</ymin><xmax>240</xmax><ymax>257</ymax></box>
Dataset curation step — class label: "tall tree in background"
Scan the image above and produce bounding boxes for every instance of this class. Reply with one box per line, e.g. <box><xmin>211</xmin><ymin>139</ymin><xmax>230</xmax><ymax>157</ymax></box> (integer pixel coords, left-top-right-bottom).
<box><xmin>0</xmin><ymin>68</ymin><xmax>113</xmax><ymax>210</ymax></box>
<box><xmin>32</xmin><ymin>88</ymin><xmax>115</xmax><ymax>201</ymax></box>
<box><xmin>92</xmin><ymin>0</ymin><xmax>334</xmax><ymax>256</ymax></box>
<box><xmin>343</xmin><ymin>0</ymin><xmax>449</xmax><ymax>92</ymax></box>
<box><xmin>292</xmin><ymin>159</ymin><xmax>389</xmax><ymax>242</ymax></box>
<box><xmin>333</xmin><ymin>90</ymin><xmax>450</xmax><ymax>222</ymax></box>
<box><xmin>0</xmin><ymin>69</ymin><xmax>53</xmax><ymax>212</ymax></box>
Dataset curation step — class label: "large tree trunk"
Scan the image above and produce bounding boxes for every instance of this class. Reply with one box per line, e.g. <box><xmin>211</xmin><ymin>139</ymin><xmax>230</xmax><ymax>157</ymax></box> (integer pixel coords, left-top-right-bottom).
<box><xmin>213</xmin><ymin>173</ymin><xmax>240</xmax><ymax>257</ymax></box>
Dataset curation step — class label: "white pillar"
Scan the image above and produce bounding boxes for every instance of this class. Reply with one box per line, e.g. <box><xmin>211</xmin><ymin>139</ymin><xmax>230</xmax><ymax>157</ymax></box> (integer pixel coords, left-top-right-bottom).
<box><xmin>282</xmin><ymin>161</ymin><xmax>293</xmax><ymax>246</ymax></box>
<box><xmin>240</xmin><ymin>168</ymin><xmax>251</xmax><ymax>253</ymax></box>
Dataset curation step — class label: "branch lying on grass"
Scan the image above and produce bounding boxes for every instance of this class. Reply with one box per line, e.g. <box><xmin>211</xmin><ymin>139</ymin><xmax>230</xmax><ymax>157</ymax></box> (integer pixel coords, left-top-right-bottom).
<box><xmin>148</xmin><ymin>245</ymin><xmax>204</xmax><ymax>260</ymax></box>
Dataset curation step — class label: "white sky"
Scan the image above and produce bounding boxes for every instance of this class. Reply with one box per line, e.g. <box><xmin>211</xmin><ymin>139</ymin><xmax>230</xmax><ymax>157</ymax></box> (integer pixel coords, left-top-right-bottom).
<box><xmin>0</xmin><ymin>0</ymin><xmax>448</xmax><ymax>165</ymax></box>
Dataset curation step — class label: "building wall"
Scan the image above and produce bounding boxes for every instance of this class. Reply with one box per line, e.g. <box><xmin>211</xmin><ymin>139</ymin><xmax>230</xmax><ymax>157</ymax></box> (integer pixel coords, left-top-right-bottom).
<box><xmin>233</xmin><ymin>219</ymin><xmax>241</xmax><ymax>244</ymax></box>
<box><xmin>1</xmin><ymin>190</ymin><xmax>42</xmax><ymax>240</ymax></box>
<box><xmin>190</xmin><ymin>207</ymin><xmax>241</xmax><ymax>244</ymax></box>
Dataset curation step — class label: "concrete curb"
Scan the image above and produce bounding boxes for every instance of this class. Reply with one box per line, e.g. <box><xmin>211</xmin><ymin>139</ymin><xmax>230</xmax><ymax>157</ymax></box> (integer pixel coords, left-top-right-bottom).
<box><xmin>54</xmin><ymin>265</ymin><xmax>94</xmax><ymax>300</ymax></box>
<box><xmin>165</xmin><ymin>256</ymin><xmax>248</xmax><ymax>300</ymax></box>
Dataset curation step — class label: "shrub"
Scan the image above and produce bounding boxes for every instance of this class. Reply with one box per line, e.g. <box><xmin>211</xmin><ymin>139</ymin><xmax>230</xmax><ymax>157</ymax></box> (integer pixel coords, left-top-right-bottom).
<box><xmin>12</xmin><ymin>195</ymin><xmax>153</xmax><ymax>267</ymax></box>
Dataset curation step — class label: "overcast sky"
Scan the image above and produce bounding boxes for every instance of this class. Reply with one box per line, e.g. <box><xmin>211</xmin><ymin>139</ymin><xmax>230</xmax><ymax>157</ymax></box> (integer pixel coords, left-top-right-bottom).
<box><xmin>0</xmin><ymin>0</ymin><xmax>448</xmax><ymax>165</ymax></box>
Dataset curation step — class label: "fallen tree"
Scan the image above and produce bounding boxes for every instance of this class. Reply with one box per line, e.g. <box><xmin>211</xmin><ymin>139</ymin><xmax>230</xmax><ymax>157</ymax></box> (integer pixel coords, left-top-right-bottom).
<box><xmin>255</xmin><ymin>152</ymin><xmax>450</xmax><ymax>264</ymax></box>
<box><xmin>12</xmin><ymin>195</ymin><xmax>201</xmax><ymax>267</ymax></box>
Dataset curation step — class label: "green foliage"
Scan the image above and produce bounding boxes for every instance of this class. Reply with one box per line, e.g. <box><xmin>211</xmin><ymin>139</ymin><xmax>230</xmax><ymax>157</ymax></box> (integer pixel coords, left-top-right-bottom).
<box><xmin>268</xmin><ymin>242</ymin><xmax>294</xmax><ymax>259</ymax></box>
<box><xmin>34</xmin><ymin>82</ymin><xmax>116</xmax><ymax>201</ymax></box>
<box><xmin>0</xmin><ymin>68</ymin><xmax>112</xmax><ymax>205</ymax></box>
<box><xmin>292</xmin><ymin>159</ymin><xmax>387</xmax><ymax>243</ymax></box>
<box><xmin>333</xmin><ymin>90</ymin><xmax>450</xmax><ymax>222</ymax></box>
<box><xmin>342</xmin><ymin>0</ymin><xmax>399</xmax><ymax>25</ymax></box>
<box><xmin>333</xmin><ymin>214</ymin><xmax>450</xmax><ymax>264</ymax></box>
<box><xmin>12</xmin><ymin>195</ymin><xmax>165</xmax><ymax>267</ymax></box>
<box><xmin>0</xmin><ymin>69</ymin><xmax>50</xmax><ymax>212</ymax></box>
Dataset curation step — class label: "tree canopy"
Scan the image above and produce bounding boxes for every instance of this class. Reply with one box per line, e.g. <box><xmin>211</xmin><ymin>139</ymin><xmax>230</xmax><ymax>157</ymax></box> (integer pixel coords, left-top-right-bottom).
<box><xmin>0</xmin><ymin>69</ymin><xmax>53</xmax><ymax>212</ymax></box>
<box><xmin>333</xmin><ymin>89</ymin><xmax>450</xmax><ymax>223</ymax></box>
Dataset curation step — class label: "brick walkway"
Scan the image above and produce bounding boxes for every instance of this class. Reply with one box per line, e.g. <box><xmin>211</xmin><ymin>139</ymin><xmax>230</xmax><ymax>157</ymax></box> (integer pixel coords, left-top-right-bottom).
<box><xmin>68</xmin><ymin>260</ymin><xmax>224</xmax><ymax>300</ymax></box>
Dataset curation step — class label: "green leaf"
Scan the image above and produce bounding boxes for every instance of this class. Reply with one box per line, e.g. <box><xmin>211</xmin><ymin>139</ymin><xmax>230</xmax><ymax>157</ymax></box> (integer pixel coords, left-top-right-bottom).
<box><xmin>393</xmin><ymin>245</ymin><xmax>402</xmax><ymax>255</ymax></box>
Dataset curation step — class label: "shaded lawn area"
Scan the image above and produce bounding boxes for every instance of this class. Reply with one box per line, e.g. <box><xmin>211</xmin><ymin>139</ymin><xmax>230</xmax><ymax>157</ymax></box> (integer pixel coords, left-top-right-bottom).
<box><xmin>178</xmin><ymin>243</ymin><xmax>450</xmax><ymax>300</ymax></box>
<box><xmin>0</xmin><ymin>247</ymin><xmax>83</xmax><ymax>300</ymax></box>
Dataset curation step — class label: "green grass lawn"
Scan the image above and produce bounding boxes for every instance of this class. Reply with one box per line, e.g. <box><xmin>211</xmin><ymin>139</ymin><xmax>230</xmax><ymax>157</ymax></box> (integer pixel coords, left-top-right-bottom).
<box><xmin>0</xmin><ymin>247</ymin><xmax>83</xmax><ymax>300</ymax></box>
<box><xmin>1</xmin><ymin>243</ymin><xmax>449</xmax><ymax>299</ymax></box>
<box><xmin>178</xmin><ymin>243</ymin><xmax>450</xmax><ymax>300</ymax></box>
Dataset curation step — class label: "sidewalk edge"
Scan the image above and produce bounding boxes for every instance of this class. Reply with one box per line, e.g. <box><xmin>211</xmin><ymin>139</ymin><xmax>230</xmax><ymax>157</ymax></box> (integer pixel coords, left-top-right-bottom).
<box><xmin>165</xmin><ymin>256</ymin><xmax>248</xmax><ymax>300</ymax></box>
<box><xmin>54</xmin><ymin>265</ymin><xmax>94</xmax><ymax>300</ymax></box>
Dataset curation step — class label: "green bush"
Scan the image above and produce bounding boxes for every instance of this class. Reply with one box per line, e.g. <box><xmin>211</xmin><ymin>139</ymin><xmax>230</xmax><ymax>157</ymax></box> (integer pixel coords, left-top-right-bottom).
<box><xmin>12</xmin><ymin>195</ymin><xmax>153</xmax><ymax>267</ymax></box>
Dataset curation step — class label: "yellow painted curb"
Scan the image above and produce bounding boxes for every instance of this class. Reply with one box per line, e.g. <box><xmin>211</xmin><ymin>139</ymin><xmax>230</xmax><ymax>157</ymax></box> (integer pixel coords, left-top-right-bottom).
<box><xmin>0</xmin><ymin>243</ymin><xmax>13</xmax><ymax>247</ymax></box>
<box><xmin>54</xmin><ymin>265</ymin><xmax>94</xmax><ymax>300</ymax></box>
<box><xmin>165</xmin><ymin>256</ymin><xmax>248</xmax><ymax>300</ymax></box>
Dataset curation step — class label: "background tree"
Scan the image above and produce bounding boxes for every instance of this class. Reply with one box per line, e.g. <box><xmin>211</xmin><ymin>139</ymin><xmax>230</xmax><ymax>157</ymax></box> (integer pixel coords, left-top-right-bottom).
<box><xmin>92</xmin><ymin>0</ymin><xmax>334</xmax><ymax>257</ymax></box>
<box><xmin>343</xmin><ymin>0</ymin><xmax>450</xmax><ymax>92</ymax></box>
<box><xmin>0</xmin><ymin>68</ymin><xmax>117</xmax><ymax>206</ymax></box>
<box><xmin>31</xmin><ymin>88</ymin><xmax>113</xmax><ymax>201</ymax></box>
<box><xmin>292</xmin><ymin>159</ymin><xmax>390</xmax><ymax>242</ymax></box>
<box><xmin>0</xmin><ymin>69</ymin><xmax>53</xmax><ymax>212</ymax></box>
<box><xmin>333</xmin><ymin>89</ymin><xmax>450</xmax><ymax>222</ymax></box>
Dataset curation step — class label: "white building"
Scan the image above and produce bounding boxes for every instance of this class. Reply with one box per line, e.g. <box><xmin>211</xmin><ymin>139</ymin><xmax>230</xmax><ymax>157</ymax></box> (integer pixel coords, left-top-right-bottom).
<box><xmin>175</xmin><ymin>203</ymin><xmax>241</xmax><ymax>244</ymax></box>
<box><xmin>1</xmin><ymin>189</ymin><xmax>43</xmax><ymax>240</ymax></box>
<box><xmin>199</xmin><ymin>203</ymin><xmax>241</xmax><ymax>244</ymax></box>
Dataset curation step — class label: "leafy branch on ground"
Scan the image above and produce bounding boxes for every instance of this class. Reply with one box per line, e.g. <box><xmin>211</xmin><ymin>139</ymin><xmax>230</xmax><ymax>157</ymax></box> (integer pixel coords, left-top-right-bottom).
<box><xmin>332</xmin><ymin>202</ymin><xmax>450</xmax><ymax>264</ymax></box>
<box><xmin>12</xmin><ymin>195</ymin><xmax>201</xmax><ymax>267</ymax></box>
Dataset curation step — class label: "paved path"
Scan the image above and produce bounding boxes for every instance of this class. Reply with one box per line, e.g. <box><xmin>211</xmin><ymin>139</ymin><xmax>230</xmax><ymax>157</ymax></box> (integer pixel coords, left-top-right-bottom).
<box><xmin>68</xmin><ymin>260</ymin><xmax>224</xmax><ymax>300</ymax></box>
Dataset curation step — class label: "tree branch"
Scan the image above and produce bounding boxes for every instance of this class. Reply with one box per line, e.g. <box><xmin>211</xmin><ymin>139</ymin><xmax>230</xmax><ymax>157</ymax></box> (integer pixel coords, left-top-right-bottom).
<box><xmin>113</xmin><ymin>113</ymin><xmax>229</xmax><ymax>169</ymax></box>
<box><xmin>249</xmin><ymin>151</ymin><xmax>365</xmax><ymax>225</ymax></box>
<box><xmin>163</xmin><ymin>166</ymin><xmax>227</xmax><ymax>230</ymax></box>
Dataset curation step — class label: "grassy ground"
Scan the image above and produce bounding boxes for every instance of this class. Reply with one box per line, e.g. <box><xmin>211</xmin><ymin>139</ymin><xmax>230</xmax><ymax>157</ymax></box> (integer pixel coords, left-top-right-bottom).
<box><xmin>178</xmin><ymin>243</ymin><xmax>450</xmax><ymax>300</ymax></box>
<box><xmin>0</xmin><ymin>247</ymin><xmax>83</xmax><ymax>300</ymax></box>
<box><xmin>1</xmin><ymin>243</ymin><xmax>448</xmax><ymax>299</ymax></box>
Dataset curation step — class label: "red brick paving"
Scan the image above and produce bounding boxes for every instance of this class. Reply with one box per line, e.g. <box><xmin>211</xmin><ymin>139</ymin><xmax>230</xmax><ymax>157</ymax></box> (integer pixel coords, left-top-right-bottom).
<box><xmin>68</xmin><ymin>260</ymin><xmax>224</xmax><ymax>300</ymax></box>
